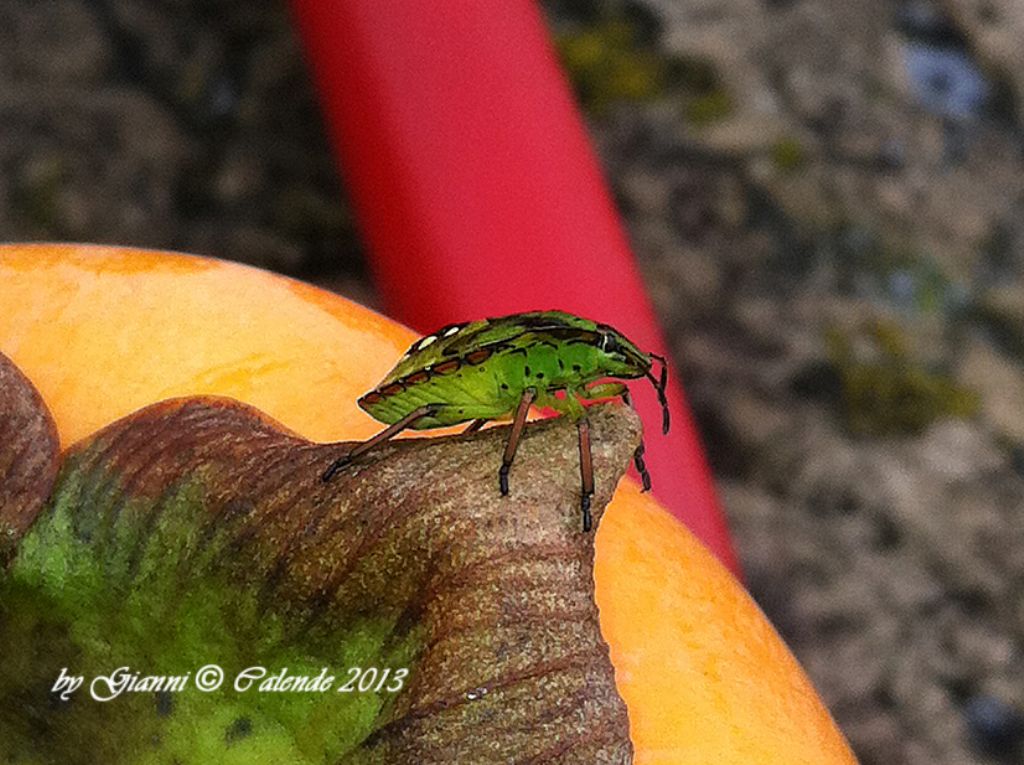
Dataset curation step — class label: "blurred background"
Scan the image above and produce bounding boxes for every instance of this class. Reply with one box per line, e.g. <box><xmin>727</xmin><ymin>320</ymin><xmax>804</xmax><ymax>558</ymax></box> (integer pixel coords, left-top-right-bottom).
<box><xmin>2</xmin><ymin>0</ymin><xmax>1023</xmax><ymax>762</ymax></box>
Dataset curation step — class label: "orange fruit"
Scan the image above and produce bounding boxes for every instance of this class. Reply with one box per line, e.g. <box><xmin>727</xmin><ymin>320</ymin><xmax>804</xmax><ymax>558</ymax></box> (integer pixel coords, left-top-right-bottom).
<box><xmin>0</xmin><ymin>244</ymin><xmax>856</xmax><ymax>764</ymax></box>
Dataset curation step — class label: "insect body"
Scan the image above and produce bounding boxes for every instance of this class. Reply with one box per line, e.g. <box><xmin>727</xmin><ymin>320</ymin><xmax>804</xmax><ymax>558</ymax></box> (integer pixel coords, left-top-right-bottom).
<box><xmin>322</xmin><ymin>311</ymin><xmax>670</xmax><ymax>531</ymax></box>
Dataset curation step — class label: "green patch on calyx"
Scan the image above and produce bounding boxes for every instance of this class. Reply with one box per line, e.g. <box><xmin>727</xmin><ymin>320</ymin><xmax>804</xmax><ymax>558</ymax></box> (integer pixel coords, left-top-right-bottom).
<box><xmin>1</xmin><ymin>461</ymin><xmax>417</xmax><ymax>765</ymax></box>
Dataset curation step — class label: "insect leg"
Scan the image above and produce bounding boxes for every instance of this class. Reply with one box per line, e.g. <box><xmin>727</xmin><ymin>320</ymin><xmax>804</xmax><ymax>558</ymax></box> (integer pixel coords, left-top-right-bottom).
<box><xmin>463</xmin><ymin>419</ymin><xmax>488</xmax><ymax>434</ymax></box>
<box><xmin>577</xmin><ymin>417</ymin><xmax>595</xmax><ymax>532</ymax></box>
<box><xmin>620</xmin><ymin>390</ymin><xmax>652</xmax><ymax>492</ymax></box>
<box><xmin>499</xmin><ymin>389</ymin><xmax>536</xmax><ymax>496</ymax></box>
<box><xmin>322</xmin><ymin>404</ymin><xmax>440</xmax><ymax>482</ymax></box>
<box><xmin>578</xmin><ymin>384</ymin><xmax>652</xmax><ymax>491</ymax></box>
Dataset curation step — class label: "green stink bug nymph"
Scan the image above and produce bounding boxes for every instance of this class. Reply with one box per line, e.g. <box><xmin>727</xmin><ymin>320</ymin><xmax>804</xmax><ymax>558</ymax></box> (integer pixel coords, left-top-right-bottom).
<box><xmin>322</xmin><ymin>310</ymin><xmax>670</xmax><ymax>531</ymax></box>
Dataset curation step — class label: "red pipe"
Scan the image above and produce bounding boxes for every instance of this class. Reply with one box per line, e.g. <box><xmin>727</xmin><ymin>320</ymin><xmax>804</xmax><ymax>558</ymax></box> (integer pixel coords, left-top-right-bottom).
<box><xmin>291</xmin><ymin>0</ymin><xmax>739</xmax><ymax>572</ymax></box>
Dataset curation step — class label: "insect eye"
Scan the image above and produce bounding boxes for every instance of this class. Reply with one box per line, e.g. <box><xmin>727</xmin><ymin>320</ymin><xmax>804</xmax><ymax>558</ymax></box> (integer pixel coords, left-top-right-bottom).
<box><xmin>600</xmin><ymin>334</ymin><xmax>621</xmax><ymax>354</ymax></box>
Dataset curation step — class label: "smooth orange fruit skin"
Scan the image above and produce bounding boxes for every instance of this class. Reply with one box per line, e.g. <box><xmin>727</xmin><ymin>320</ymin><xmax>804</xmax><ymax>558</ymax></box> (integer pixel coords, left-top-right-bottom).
<box><xmin>0</xmin><ymin>244</ymin><xmax>857</xmax><ymax>764</ymax></box>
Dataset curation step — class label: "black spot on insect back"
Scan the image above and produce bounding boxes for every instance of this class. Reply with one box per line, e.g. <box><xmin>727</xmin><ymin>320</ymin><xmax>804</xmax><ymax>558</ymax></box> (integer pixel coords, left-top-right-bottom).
<box><xmin>524</xmin><ymin>365</ymin><xmax>531</xmax><ymax>377</ymax></box>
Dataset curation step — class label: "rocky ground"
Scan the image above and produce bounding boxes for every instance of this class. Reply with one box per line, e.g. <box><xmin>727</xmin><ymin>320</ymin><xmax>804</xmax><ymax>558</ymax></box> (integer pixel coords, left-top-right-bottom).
<box><xmin>3</xmin><ymin>0</ymin><xmax>1024</xmax><ymax>762</ymax></box>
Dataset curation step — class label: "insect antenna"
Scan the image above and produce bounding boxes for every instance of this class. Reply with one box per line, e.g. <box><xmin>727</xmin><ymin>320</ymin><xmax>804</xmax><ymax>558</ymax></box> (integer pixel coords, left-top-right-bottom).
<box><xmin>646</xmin><ymin>353</ymin><xmax>671</xmax><ymax>434</ymax></box>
